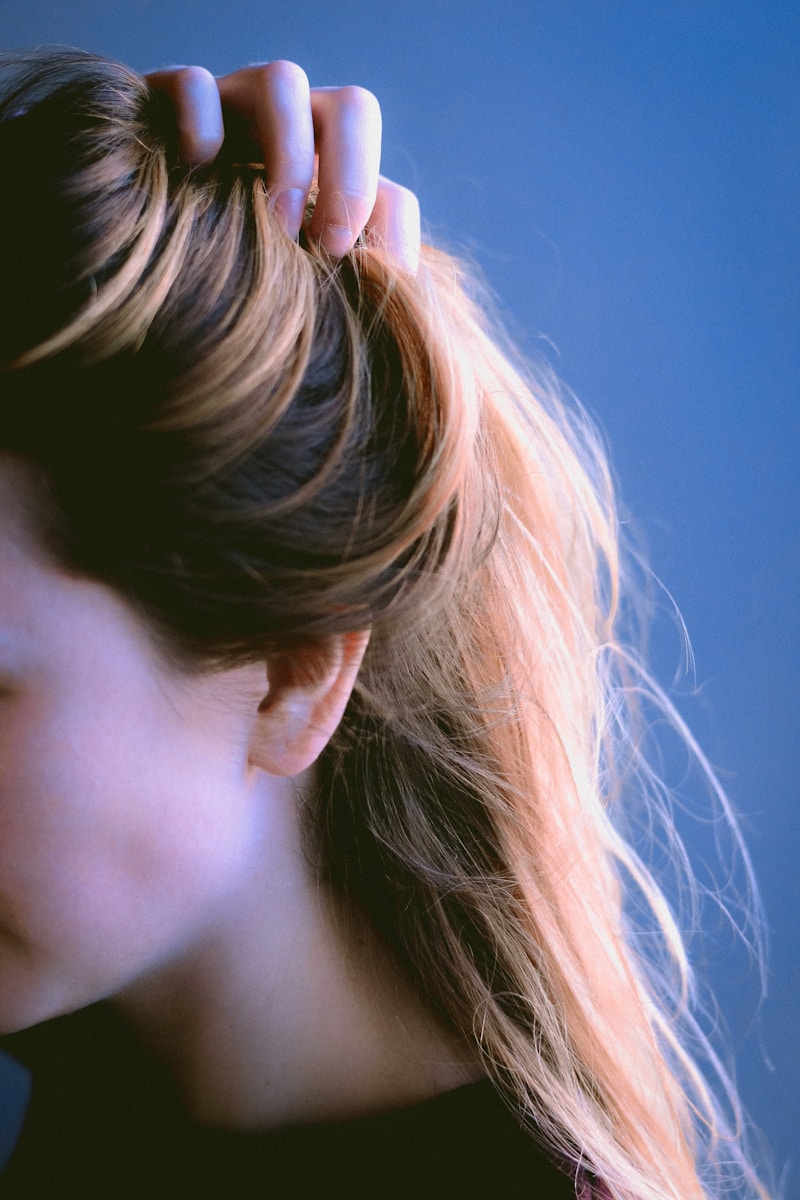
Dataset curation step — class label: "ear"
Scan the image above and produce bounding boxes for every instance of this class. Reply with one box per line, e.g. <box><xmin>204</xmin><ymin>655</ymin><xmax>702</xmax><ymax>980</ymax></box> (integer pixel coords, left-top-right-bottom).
<box><xmin>247</xmin><ymin>631</ymin><xmax>370</xmax><ymax>777</ymax></box>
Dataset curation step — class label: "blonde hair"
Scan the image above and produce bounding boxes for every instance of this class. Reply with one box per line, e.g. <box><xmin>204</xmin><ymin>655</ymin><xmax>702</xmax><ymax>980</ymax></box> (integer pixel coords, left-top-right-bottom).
<box><xmin>0</xmin><ymin>49</ymin><xmax>770</xmax><ymax>1200</ymax></box>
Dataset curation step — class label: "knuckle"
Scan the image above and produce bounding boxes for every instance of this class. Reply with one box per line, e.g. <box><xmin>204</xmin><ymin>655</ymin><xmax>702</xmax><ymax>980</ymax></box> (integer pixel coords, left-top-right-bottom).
<box><xmin>381</xmin><ymin>178</ymin><xmax>417</xmax><ymax>207</ymax></box>
<box><xmin>171</xmin><ymin>64</ymin><xmax>214</xmax><ymax>90</ymax></box>
<box><xmin>335</xmin><ymin>84</ymin><xmax>380</xmax><ymax>119</ymax></box>
<box><xmin>261</xmin><ymin>59</ymin><xmax>310</xmax><ymax>93</ymax></box>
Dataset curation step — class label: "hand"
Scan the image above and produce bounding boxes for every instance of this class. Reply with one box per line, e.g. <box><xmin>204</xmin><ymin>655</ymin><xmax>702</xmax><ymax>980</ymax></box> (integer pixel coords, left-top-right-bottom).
<box><xmin>145</xmin><ymin>61</ymin><xmax>420</xmax><ymax>272</ymax></box>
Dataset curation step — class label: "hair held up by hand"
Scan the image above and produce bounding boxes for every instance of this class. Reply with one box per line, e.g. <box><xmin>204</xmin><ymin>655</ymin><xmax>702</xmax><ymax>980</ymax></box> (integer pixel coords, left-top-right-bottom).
<box><xmin>0</xmin><ymin>49</ymin><xmax>770</xmax><ymax>1200</ymax></box>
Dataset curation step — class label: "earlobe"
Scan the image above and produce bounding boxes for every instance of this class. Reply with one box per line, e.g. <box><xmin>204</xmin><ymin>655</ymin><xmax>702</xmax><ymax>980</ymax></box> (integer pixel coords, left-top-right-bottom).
<box><xmin>247</xmin><ymin>630</ymin><xmax>369</xmax><ymax>777</ymax></box>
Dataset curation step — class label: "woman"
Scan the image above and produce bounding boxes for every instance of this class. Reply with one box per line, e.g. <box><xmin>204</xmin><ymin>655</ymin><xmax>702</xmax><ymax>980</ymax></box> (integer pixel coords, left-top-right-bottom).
<box><xmin>0</xmin><ymin>50</ymin><xmax>769</xmax><ymax>1198</ymax></box>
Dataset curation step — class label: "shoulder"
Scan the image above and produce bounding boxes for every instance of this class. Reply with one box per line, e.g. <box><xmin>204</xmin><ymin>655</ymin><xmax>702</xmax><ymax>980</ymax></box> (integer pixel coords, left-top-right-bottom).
<box><xmin>2</xmin><ymin>1007</ymin><xmax>590</xmax><ymax>1198</ymax></box>
<box><xmin>237</xmin><ymin>1079</ymin><xmax>583</xmax><ymax>1199</ymax></box>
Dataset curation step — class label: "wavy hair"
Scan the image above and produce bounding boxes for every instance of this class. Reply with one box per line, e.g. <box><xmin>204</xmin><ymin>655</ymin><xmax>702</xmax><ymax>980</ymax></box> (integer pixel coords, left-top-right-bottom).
<box><xmin>0</xmin><ymin>49</ymin><xmax>770</xmax><ymax>1200</ymax></box>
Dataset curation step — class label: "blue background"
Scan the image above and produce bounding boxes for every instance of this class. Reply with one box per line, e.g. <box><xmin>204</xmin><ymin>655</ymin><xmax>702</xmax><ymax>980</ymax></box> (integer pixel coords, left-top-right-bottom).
<box><xmin>0</xmin><ymin>0</ymin><xmax>796</xmax><ymax>1187</ymax></box>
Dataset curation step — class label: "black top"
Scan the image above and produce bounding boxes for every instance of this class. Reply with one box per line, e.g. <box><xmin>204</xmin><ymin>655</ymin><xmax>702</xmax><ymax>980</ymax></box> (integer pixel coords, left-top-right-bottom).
<box><xmin>0</xmin><ymin>1006</ymin><xmax>592</xmax><ymax>1198</ymax></box>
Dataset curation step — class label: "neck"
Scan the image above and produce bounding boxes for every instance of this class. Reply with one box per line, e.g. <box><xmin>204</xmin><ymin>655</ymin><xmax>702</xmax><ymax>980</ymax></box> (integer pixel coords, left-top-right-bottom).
<box><xmin>112</xmin><ymin>774</ymin><xmax>479</xmax><ymax>1130</ymax></box>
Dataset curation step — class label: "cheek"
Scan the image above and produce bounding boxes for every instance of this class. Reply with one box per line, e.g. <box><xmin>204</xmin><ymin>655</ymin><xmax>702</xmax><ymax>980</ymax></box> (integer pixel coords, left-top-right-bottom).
<box><xmin>0</xmin><ymin>694</ymin><xmax>253</xmax><ymax>1028</ymax></box>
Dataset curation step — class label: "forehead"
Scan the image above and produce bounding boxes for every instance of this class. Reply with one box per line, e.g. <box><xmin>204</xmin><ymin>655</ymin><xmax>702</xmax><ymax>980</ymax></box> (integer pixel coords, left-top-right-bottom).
<box><xmin>0</xmin><ymin>458</ymin><xmax>221</xmax><ymax>689</ymax></box>
<box><xmin>0</xmin><ymin>457</ymin><xmax>154</xmax><ymax>671</ymax></box>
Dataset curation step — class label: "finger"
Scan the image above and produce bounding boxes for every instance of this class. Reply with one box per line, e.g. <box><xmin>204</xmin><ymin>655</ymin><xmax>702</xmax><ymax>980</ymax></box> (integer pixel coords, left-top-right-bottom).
<box><xmin>145</xmin><ymin>66</ymin><xmax>224</xmax><ymax>166</ymax></box>
<box><xmin>309</xmin><ymin>86</ymin><xmax>382</xmax><ymax>258</ymax></box>
<box><xmin>217</xmin><ymin>61</ymin><xmax>314</xmax><ymax>239</ymax></box>
<box><xmin>365</xmin><ymin>177</ymin><xmax>421</xmax><ymax>274</ymax></box>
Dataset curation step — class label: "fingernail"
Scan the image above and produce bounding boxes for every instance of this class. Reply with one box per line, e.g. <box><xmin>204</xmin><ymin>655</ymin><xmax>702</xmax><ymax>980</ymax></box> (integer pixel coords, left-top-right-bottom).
<box><xmin>318</xmin><ymin>223</ymin><xmax>354</xmax><ymax>259</ymax></box>
<box><xmin>274</xmin><ymin>189</ymin><xmax>305</xmax><ymax>237</ymax></box>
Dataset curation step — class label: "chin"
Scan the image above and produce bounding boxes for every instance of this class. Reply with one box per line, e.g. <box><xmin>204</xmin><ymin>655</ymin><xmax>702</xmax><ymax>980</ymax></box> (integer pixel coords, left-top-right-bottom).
<box><xmin>0</xmin><ymin>966</ymin><xmax>96</xmax><ymax>1037</ymax></box>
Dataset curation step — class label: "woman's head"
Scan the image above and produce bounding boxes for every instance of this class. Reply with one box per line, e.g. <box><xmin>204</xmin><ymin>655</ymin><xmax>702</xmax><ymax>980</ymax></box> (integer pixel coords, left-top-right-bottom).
<box><xmin>0</xmin><ymin>49</ymin><xmax>769</xmax><ymax>1200</ymax></box>
<box><xmin>0</xmin><ymin>42</ymin><xmax>485</xmax><ymax>1061</ymax></box>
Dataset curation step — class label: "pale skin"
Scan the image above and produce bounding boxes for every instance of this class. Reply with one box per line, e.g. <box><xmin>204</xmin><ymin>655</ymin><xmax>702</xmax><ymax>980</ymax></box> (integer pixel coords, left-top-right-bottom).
<box><xmin>0</xmin><ymin>65</ymin><xmax>476</xmax><ymax>1130</ymax></box>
